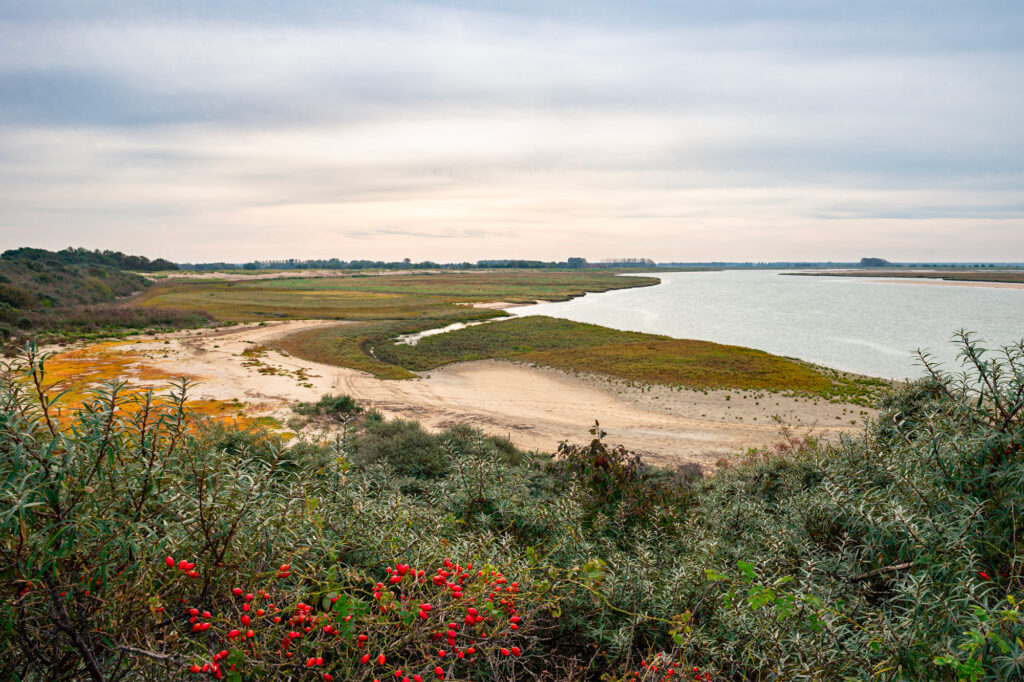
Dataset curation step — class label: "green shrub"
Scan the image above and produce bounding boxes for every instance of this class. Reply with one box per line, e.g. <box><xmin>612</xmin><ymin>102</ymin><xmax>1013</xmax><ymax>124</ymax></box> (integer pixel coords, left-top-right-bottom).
<box><xmin>0</xmin><ymin>282</ymin><xmax>33</xmax><ymax>308</ymax></box>
<box><xmin>293</xmin><ymin>392</ymin><xmax>364</xmax><ymax>422</ymax></box>
<box><xmin>352</xmin><ymin>417</ymin><xmax>450</xmax><ymax>479</ymax></box>
<box><xmin>1</xmin><ymin>333</ymin><xmax>1021</xmax><ymax>681</ymax></box>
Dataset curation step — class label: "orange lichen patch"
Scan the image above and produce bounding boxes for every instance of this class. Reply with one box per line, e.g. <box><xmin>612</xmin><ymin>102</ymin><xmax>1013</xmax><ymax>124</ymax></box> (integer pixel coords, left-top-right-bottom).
<box><xmin>39</xmin><ymin>342</ymin><xmax>184</xmax><ymax>405</ymax></box>
<box><xmin>36</xmin><ymin>343</ymin><xmax>266</xmax><ymax>430</ymax></box>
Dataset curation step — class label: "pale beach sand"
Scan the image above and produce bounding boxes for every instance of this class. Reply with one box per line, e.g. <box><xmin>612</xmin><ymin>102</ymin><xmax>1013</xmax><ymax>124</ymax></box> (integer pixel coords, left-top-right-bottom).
<box><xmin>47</xmin><ymin>321</ymin><xmax>873</xmax><ymax>468</ymax></box>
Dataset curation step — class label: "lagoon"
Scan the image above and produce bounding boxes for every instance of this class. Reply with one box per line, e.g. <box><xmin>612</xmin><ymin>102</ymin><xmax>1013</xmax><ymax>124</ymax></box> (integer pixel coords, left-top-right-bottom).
<box><xmin>513</xmin><ymin>270</ymin><xmax>1024</xmax><ymax>380</ymax></box>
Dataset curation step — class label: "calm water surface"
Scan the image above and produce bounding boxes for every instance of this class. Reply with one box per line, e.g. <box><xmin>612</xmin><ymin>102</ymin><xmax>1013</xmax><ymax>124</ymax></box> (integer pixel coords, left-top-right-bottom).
<box><xmin>513</xmin><ymin>271</ymin><xmax>1024</xmax><ymax>380</ymax></box>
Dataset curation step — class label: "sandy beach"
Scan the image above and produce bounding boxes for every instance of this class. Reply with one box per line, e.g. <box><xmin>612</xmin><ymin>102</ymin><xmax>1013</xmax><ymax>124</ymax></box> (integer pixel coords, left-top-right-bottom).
<box><xmin>51</xmin><ymin>321</ymin><xmax>873</xmax><ymax>468</ymax></box>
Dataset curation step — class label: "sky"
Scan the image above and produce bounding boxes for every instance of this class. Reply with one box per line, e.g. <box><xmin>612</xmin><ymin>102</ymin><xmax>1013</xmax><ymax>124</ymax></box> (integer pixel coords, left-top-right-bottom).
<box><xmin>0</xmin><ymin>1</ymin><xmax>1022</xmax><ymax>263</ymax></box>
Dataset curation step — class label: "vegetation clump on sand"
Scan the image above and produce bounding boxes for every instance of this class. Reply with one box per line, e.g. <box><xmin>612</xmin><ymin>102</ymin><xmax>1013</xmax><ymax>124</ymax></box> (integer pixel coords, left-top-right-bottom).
<box><xmin>375</xmin><ymin>316</ymin><xmax>890</xmax><ymax>403</ymax></box>
<box><xmin>1</xmin><ymin>334</ymin><xmax>1021</xmax><ymax>680</ymax></box>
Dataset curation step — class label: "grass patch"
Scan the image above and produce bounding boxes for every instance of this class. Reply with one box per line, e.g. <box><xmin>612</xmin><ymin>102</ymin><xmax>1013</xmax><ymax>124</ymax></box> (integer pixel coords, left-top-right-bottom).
<box><xmin>376</xmin><ymin>316</ymin><xmax>890</xmax><ymax>402</ymax></box>
<box><xmin>133</xmin><ymin>270</ymin><xmax>660</xmax><ymax>322</ymax></box>
<box><xmin>275</xmin><ymin>321</ymin><xmax>434</xmax><ymax>379</ymax></box>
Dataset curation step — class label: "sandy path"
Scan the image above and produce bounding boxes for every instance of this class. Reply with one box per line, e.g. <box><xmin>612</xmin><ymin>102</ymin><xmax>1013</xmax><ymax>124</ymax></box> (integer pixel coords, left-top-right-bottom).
<box><xmin>66</xmin><ymin>321</ymin><xmax>871</xmax><ymax>468</ymax></box>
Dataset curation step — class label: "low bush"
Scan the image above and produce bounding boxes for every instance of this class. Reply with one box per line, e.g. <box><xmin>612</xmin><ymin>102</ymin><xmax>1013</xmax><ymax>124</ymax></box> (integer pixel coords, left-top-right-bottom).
<box><xmin>0</xmin><ymin>332</ymin><xmax>1021</xmax><ymax>680</ymax></box>
<box><xmin>293</xmin><ymin>393</ymin><xmax>364</xmax><ymax>425</ymax></box>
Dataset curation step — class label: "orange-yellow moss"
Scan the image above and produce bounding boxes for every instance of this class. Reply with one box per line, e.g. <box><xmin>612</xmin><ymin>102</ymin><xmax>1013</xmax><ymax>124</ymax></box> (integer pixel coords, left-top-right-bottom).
<box><xmin>36</xmin><ymin>343</ymin><xmax>264</xmax><ymax>430</ymax></box>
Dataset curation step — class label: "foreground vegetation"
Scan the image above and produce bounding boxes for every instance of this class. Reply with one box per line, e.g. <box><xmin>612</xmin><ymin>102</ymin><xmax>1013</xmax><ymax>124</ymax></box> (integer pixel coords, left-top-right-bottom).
<box><xmin>1</xmin><ymin>333</ymin><xmax>1021</xmax><ymax>680</ymax></box>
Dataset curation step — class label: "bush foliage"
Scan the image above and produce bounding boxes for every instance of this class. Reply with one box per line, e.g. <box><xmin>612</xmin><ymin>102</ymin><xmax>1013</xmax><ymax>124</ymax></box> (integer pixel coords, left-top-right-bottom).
<box><xmin>0</xmin><ymin>332</ymin><xmax>1021</xmax><ymax>680</ymax></box>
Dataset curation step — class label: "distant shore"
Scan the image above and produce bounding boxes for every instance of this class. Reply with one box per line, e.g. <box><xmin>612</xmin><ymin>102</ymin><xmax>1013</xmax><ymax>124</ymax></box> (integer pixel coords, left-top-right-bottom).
<box><xmin>788</xmin><ymin>269</ymin><xmax>1024</xmax><ymax>287</ymax></box>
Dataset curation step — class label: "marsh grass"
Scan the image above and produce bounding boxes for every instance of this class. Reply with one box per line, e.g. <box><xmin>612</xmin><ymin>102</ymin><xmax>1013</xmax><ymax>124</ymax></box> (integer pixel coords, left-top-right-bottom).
<box><xmin>133</xmin><ymin>271</ymin><xmax>659</xmax><ymax>322</ymax></box>
<box><xmin>376</xmin><ymin>316</ymin><xmax>891</xmax><ymax>401</ymax></box>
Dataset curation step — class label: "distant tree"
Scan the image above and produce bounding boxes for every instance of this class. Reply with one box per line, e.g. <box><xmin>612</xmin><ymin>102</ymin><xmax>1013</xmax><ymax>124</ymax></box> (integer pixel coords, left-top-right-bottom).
<box><xmin>567</xmin><ymin>257</ymin><xmax>587</xmax><ymax>268</ymax></box>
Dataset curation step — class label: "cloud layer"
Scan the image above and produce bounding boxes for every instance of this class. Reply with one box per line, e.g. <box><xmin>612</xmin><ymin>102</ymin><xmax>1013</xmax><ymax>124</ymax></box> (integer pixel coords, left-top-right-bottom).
<box><xmin>1</xmin><ymin>1</ymin><xmax>1022</xmax><ymax>261</ymax></box>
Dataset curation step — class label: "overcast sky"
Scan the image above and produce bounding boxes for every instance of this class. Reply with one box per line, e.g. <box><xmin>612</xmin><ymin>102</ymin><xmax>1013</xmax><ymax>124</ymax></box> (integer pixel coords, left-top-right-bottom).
<box><xmin>1</xmin><ymin>1</ymin><xmax>1022</xmax><ymax>263</ymax></box>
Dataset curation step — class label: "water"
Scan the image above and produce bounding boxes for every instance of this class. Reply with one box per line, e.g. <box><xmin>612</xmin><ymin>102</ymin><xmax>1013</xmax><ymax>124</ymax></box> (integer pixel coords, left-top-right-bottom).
<box><xmin>510</xmin><ymin>271</ymin><xmax>1024</xmax><ymax>380</ymax></box>
<box><xmin>396</xmin><ymin>319</ymin><xmax>496</xmax><ymax>345</ymax></box>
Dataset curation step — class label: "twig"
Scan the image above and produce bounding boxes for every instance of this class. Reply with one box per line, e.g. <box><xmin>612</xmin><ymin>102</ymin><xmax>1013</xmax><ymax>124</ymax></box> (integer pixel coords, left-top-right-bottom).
<box><xmin>851</xmin><ymin>562</ymin><xmax>913</xmax><ymax>581</ymax></box>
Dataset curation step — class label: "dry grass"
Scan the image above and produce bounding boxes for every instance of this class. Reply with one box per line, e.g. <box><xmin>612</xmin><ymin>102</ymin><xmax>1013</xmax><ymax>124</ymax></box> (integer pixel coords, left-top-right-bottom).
<box><xmin>132</xmin><ymin>270</ymin><xmax>659</xmax><ymax>322</ymax></box>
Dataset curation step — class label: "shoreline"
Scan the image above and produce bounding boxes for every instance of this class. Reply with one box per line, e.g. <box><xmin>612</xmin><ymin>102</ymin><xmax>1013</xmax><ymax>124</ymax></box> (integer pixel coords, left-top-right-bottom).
<box><xmin>45</xmin><ymin>321</ymin><xmax>873</xmax><ymax>469</ymax></box>
<box><xmin>788</xmin><ymin>271</ymin><xmax>1024</xmax><ymax>289</ymax></box>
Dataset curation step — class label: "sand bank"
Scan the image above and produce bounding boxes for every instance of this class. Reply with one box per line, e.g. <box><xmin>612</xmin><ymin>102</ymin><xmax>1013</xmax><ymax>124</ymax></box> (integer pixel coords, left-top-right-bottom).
<box><xmin>874</xmin><ymin>278</ymin><xmax>1024</xmax><ymax>290</ymax></box>
<box><xmin>50</xmin><ymin>321</ymin><xmax>872</xmax><ymax>468</ymax></box>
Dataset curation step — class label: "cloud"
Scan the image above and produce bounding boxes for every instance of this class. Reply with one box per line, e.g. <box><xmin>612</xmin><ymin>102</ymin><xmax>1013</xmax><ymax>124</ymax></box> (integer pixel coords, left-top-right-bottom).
<box><xmin>0</xmin><ymin>2</ymin><xmax>1022</xmax><ymax>261</ymax></box>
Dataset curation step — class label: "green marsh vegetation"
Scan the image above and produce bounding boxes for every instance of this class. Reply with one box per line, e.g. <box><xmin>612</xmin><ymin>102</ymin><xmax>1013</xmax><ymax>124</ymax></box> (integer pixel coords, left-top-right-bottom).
<box><xmin>375</xmin><ymin>316</ymin><xmax>890</xmax><ymax>403</ymax></box>
<box><xmin>134</xmin><ymin>270</ymin><xmax>660</xmax><ymax>322</ymax></box>
<box><xmin>1</xmin><ymin>333</ymin><xmax>1021</xmax><ymax>680</ymax></box>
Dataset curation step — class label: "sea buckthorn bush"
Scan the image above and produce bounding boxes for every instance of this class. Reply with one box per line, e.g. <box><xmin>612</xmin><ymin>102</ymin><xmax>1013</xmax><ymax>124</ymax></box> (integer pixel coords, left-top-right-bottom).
<box><xmin>1</xmin><ymin>332</ymin><xmax>1022</xmax><ymax>681</ymax></box>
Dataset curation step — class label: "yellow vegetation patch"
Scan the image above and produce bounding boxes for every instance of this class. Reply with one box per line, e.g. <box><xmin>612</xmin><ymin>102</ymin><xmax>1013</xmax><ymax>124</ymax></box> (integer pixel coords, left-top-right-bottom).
<box><xmin>37</xmin><ymin>342</ymin><xmax>260</xmax><ymax>428</ymax></box>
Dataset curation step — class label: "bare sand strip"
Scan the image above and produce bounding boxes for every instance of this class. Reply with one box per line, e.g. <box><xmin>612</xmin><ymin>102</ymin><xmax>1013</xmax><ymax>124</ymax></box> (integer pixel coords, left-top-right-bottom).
<box><xmin>75</xmin><ymin>321</ymin><xmax>871</xmax><ymax>468</ymax></box>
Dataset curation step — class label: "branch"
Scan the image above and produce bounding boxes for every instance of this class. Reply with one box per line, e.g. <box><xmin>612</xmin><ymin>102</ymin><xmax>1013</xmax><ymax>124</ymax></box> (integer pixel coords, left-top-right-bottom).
<box><xmin>851</xmin><ymin>562</ymin><xmax>914</xmax><ymax>582</ymax></box>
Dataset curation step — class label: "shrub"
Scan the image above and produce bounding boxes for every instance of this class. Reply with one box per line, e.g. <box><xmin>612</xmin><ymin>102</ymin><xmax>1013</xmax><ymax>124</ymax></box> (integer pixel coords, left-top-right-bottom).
<box><xmin>293</xmin><ymin>393</ymin><xmax>363</xmax><ymax>422</ymax></box>
<box><xmin>0</xmin><ymin>346</ymin><xmax>553</xmax><ymax>681</ymax></box>
<box><xmin>0</xmin><ymin>282</ymin><xmax>33</xmax><ymax>308</ymax></box>
<box><xmin>1</xmin><ymin>333</ymin><xmax>1022</xmax><ymax>680</ymax></box>
<box><xmin>352</xmin><ymin>417</ymin><xmax>450</xmax><ymax>479</ymax></box>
